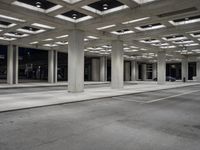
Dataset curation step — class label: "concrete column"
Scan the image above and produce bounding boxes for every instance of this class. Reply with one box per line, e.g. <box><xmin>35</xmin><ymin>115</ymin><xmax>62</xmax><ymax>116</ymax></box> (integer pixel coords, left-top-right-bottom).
<box><xmin>152</xmin><ymin>63</ymin><xmax>157</xmax><ymax>80</ymax></box>
<box><xmin>182</xmin><ymin>56</ymin><xmax>188</xmax><ymax>82</ymax></box>
<box><xmin>131</xmin><ymin>61</ymin><xmax>137</xmax><ymax>81</ymax></box>
<box><xmin>48</xmin><ymin>50</ymin><xmax>54</xmax><ymax>83</ymax></box>
<box><xmin>54</xmin><ymin>50</ymin><xmax>58</xmax><ymax>83</ymax></box>
<box><xmin>91</xmin><ymin>58</ymin><xmax>100</xmax><ymax>81</ymax></box>
<box><xmin>68</xmin><ymin>29</ymin><xmax>84</xmax><ymax>92</ymax></box>
<box><xmin>157</xmin><ymin>51</ymin><xmax>166</xmax><ymax>84</ymax></box>
<box><xmin>197</xmin><ymin>61</ymin><xmax>200</xmax><ymax>81</ymax></box>
<box><xmin>142</xmin><ymin>64</ymin><xmax>147</xmax><ymax>81</ymax></box>
<box><xmin>111</xmin><ymin>40</ymin><xmax>124</xmax><ymax>89</ymax></box>
<box><xmin>124</xmin><ymin>61</ymin><xmax>131</xmax><ymax>81</ymax></box>
<box><xmin>7</xmin><ymin>45</ymin><xmax>18</xmax><ymax>84</ymax></box>
<box><xmin>100</xmin><ymin>56</ymin><xmax>107</xmax><ymax>82</ymax></box>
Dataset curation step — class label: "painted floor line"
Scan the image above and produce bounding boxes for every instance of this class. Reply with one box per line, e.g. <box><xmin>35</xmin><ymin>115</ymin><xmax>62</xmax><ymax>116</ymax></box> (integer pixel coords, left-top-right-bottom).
<box><xmin>144</xmin><ymin>90</ymin><xmax>200</xmax><ymax>104</ymax></box>
<box><xmin>112</xmin><ymin>97</ymin><xmax>147</xmax><ymax>103</ymax></box>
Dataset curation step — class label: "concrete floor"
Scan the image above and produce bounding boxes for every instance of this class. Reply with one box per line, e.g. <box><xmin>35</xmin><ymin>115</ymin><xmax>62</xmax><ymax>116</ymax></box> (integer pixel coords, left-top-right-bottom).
<box><xmin>0</xmin><ymin>85</ymin><xmax>200</xmax><ymax>150</ymax></box>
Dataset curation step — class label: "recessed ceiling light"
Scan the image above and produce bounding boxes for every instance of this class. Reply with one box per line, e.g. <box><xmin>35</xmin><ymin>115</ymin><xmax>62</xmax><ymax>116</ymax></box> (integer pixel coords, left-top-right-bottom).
<box><xmin>0</xmin><ymin>14</ymin><xmax>25</xmax><ymax>22</ymax></box>
<box><xmin>133</xmin><ymin>0</ymin><xmax>155</xmax><ymax>4</ymax></box>
<box><xmin>122</xmin><ymin>17</ymin><xmax>150</xmax><ymax>24</ymax></box>
<box><xmin>56</xmin><ymin>35</ymin><xmax>68</xmax><ymax>39</ymax></box>
<box><xmin>43</xmin><ymin>38</ymin><xmax>53</xmax><ymax>41</ymax></box>
<box><xmin>32</xmin><ymin>23</ymin><xmax>55</xmax><ymax>29</ymax></box>
<box><xmin>97</xmin><ymin>24</ymin><xmax>116</xmax><ymax>30</ymax></box>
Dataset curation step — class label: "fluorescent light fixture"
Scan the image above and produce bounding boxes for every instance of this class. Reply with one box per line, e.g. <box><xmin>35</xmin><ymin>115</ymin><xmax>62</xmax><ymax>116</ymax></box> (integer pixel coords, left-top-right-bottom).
<box><xmin>0</xmin><ymin>14</ymin><xmax>25</xmax><ymax>22</ymax></box>
<box><xmin>140</xmin><ymin>39</ymin><xmax>160</xmax><ymax>43</ymax></box>
<box><xmin>140</xmin><ymin>48</ymin><xmax>147</xmax><ymax>51</ymax></box>
<box><xmin>133</xmin><ymin>0</ymin><xmax>155</xmax><ymax>4</ymax></box>
<box><xmin>97</xmin><ymin>24</ymin><xmax>116</xmax><ymax>30</ymax></box>
<box><xmin>184</xmin><ymin>43</ymin><xmax>199</xmax><ymax>47</ymax></box>
<box><xmin>122</xmin><ymin>17</ymin><xmax>150</xmax><ymax>24</ymax></box>
<box><xmin>111</xmin><ymin>30</ymin><xmax>134</xmax><ymax>35</ymax></box>
<box><xmin>17</xmin><ymin>28</ymin><xmax>46</xmax><ymax>34</ymax></box>
<box><xmin>169</xmin><ymin>18</ymin><xmax>200</xmax><ymax>26</ymax></box>
<box><xmin>160</xmin><ymin>45</ymin><xmax>176</xmax><ymax>49</ymax></box>
<box><xmin>190</xmin><ymin>33</ymin><xmax>200</xmax><ymax>38</ymax></box>
<box><xmin>82</xmin><ymin>5</ymin><xmax>128</xmax><ymax>15</ymax></box>
<box><xmin>56</xmin><ymin>35</ymin><xmax>68</xmax><ymax>39</ymax></box>
<box><xmin>30</xmin><ymin>41</ymin><xmax>39</xmax><ymax>44</ymax></box>
<box><xmin>12</xmin><ymin>1</ymin><xmax>62</xmax><ymax>13</ymax></box>
<box><xmin>125</xmin><ymin>49</ymin><xmax>138</xmax><ymax>52</ymax></box>
<box><xmin>135</xmin><ymin>24</ymin><xmax>165</xmax><ymax>31</ymax></box>
<box><xmin>43</xmin><ymin>44</ymin><xmax>58</xmax><ymax>47</ymax></box>
<box><xmin>162</xmin><ymin>36</ymin><xmax>187</xmax><ymax>41</ymax></box>
<box><xmin>192</xmin><ymin>49</ymin><xmax>200</xmax><ymax>52</ymax></box>
<box><xmin>130</xmin><ymin>46</ymin><xmax>138</xmax><ymax>48</ymax></box>
<box><xmin>0</xmin><ymin>23</ymin><xmax>16</xmax><ymax>28</ymax></box>
<box><xmin>173</xmin><ymin>40</ymin><xmax>194</xmax><ymax>44</ymax></box>
<box><xmin>43</xmin><ymin>38</ymin><xmax>53</xmax><ymax>41</ymax></box>
<box><xmin>55</xmin><ymin>15</ymin><xmax>92</xmax><ymax>23</ymax></box>
<box><xmin>63</xmin><ymin>0</ymin><xmax>82</xmax><ymax>4</ymax></box>
<box><xmin>4</xmin><ymin>33</ymin><xmax>29</xmax><ymax>38</ymax></box>
<box><xmin>84</xmin><ymin>38</ymin><xmax>89</xmax><ymax>41</ymax></box>
<box><xmin>0</xmin><ymin>36</ymin><xmax>16</xmax><ymax>41</ymax></box>
<box><xmin>87</xmin><ymin>36</ymin><xmax>99</xmax><ymax>39</ymax></box>
<box><xmin>151</xmin><ymin>43</ymin><xmax>169</xmax><ymax>46</ymax></box>
<box><xmin>56</xmin><ymin>41</ymin><xmax>68</xmax><ymax>45</ymax></box>
<box><xmin>32</xmin><ymin>23</ymin><xmax>55</xmax><ymax>29</ymax></box>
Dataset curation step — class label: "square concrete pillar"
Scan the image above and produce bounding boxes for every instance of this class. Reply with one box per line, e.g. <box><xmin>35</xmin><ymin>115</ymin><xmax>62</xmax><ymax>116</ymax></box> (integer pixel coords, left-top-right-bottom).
<box><xmin>182</xmin><ymin>56</ymin><xmax>188</xmax><ymax>82</ymax></box>
<box><xmin>152</xmin><ymin>63</ymin><xmax>157</xmax><ymax>80</ymax></box>
<box><xmin>54</xmin><ymin>50</ymin><xmax>58</xmax><ymax>83</ymax></box>
<box><xmin>48</xmin><ymin>50</ymin><xmax>54</xmax><ymax>83</ymax></box>
<box><xmin>92</xmin><ymin>58</ymin><xmax>100</xmax><ymax>81</ymax></box>
<box><xmin>100</xmin><ymin>56</ymin><xmax>107</xmax><ymax>82</ymax></box>
<box><xmin>111</xmin><ymin>40</ymin><xmax>124</xmax><ymax>89</ymax></box>
<box><xmin>157</xmin><ymin>51</ymin><xmax>166</xmax><ymax>84</ymax></box>
<box><xmin>68</xmin><ymin>30</ymin><xmax>84</xmax><ymax>92</ymax></box>
<box><xmin>7</xmin><ymin>45</ymin><xmax>18</xmax><ymax>84</ymax></box>
<box><xmin>124</xmin><ymin>61</ymin><xmax>131</xmax><ymax>81</ymax></box>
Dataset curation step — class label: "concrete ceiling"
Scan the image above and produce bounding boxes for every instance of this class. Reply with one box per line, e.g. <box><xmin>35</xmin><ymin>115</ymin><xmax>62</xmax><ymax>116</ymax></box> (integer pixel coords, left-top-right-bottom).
<box><xmin>0</xmin><ymin>0</ymin><xmax>200</xmax><ymax>62</ymax></box>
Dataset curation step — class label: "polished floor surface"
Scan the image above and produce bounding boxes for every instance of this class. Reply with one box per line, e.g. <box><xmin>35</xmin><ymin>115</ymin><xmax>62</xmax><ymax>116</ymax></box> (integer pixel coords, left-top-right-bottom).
<box><xmin>0</xmin><ymin>85</ymin><xmax>200</xmax><ymax>150</ymax></box>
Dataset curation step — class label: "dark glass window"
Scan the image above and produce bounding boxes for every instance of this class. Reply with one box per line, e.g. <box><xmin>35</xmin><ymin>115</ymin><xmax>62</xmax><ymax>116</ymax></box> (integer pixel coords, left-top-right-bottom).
<box><xmin>19</xmin><ymin>48</ymin><xmax>48</xmax><ymax>83</ymax></box>
<box><xmin>58</xmin><ymin>52</ymin><xmax>68</xmax><ymax>81</ymax></box>
<box><xmin>0</xmin><ymin>45</ymin><xmax>7</xmax><ymax>83</ymax></box>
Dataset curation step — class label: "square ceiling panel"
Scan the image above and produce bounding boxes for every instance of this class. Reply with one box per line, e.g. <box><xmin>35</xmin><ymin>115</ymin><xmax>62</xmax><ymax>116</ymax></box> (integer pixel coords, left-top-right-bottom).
<box><xmin>0</xmin><ymin>20</ymin><xmax>16</xmax><ymax>28</ymax></box>
<box><xmin>56</xmin><ymin>10</ymin><xmax>92</xmax><ymax>23</ymax></box>
<box><xmin>17</xmin><ymin>26</ymin><xmax>46</xmax><ymax>34</ymax></box>
<box><xmin>12</xmin><ymin>0</ymin><xmax>62</xmax><ymax>13</ymax></box>
<box><xmin>169</xmin><ymin>15</ymin><xmax>200</xmax><ymax>26</ymax></box>
<box><xmin>135</xmin><ymin>23</ymin><xmax>165</xmax><ymax>31</ymax></box>
<box><xmin>111</xmin><ymin>29</ymin><xmax>134</xmax><ymax>35</ymax></box>
<box><xmin>82</xmin><ymin>0</ymin><xmax>128</xmax><ymax>15</ymax></box>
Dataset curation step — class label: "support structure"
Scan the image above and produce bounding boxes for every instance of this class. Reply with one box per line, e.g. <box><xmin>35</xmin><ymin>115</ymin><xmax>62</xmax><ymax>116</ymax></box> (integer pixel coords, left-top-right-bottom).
<box><xmin>7</xmin><ymin>45</ymin><xmax>18</xmax><ymax>84</ymax></box>
<box><xmin>111</xmin><ymin>40</ymin><xmax>124</xmax><ymax>89</ymax></box>
<box><xmin>182</xmin><ymin>56</ymin><xmax>188</xmax><ymax>82</ymax></box>
<box><xmin>131</xmin><ymin>61</ymin><xmax>137</xmax><ymax>81</ymax></box>
<box><xmin>124</xmin><ymin>61</ymin><xmax>131</xmax><ymax>81</ymax></box>
<box><xmin>100</xmin><ymin>56</ymin><xmax>107</xmax><ymax>82</ymax></box>
<box><xmin>68</xmin><ymin>30</ymin><xmax>84</xmax><ymax>92</ymax></box>
<box><xmin>157</xmin><ymin>51</ymin><xmax>166</xmax><ymax>84</ymax></box>
<box><xmin>48</xmin><ymin>50</ymin><xmax>57</xmax><ymax>83</ymax></box>
<box><xmin>92</xmin><ymin>58</ymin><xmax>100</xmax><ymax>81</ymax></box>
<box><xmin>152</xmin><ymin>63</ymin><xmax>157</xmax><ymax>80</ymax></box>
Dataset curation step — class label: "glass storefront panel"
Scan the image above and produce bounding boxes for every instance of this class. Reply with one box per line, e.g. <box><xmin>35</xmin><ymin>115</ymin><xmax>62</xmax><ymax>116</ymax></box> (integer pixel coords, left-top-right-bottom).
<box><xmin>0</xmin><ymin>45</ymin><xmax>7</xmax><ymax>83</ymax></box>
<box><xmin>19</xmin><ymin>48</ymin><xmax>48</xmax><ymax>82</ymax></box>
<box><xmin>58</xmin><ymin>52</ymin><xmax>68</xmax><ymax>81</ymax></box>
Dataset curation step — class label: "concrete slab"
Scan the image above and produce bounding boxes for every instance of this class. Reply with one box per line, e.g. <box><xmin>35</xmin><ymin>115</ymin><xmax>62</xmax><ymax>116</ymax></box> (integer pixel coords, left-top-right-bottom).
<box><xmin>0</xmin><ymin>82</ymin><xmax>199</xmax><ymax>112</ymax></box>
